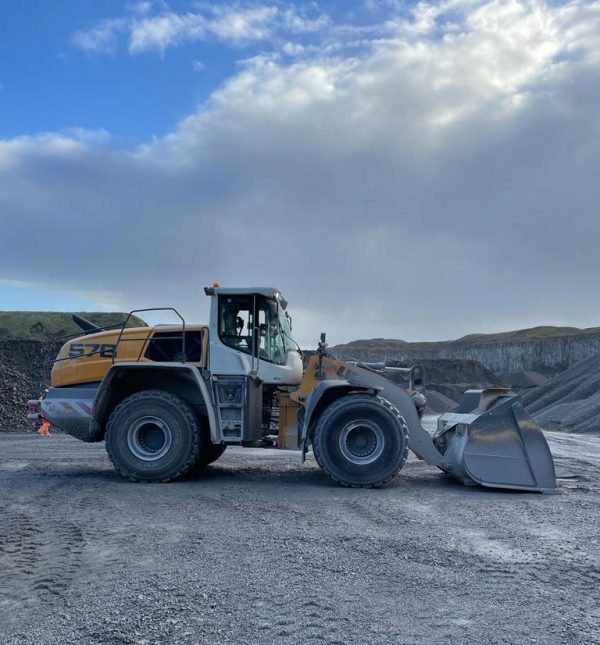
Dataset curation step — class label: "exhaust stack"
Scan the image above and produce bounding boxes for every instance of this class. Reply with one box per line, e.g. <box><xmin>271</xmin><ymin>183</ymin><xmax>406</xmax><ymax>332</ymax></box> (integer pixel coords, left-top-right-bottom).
<box><xmin>72</xmin><ymin>314</ymin><xmax>100</xmax><ymax>334</ymax></box>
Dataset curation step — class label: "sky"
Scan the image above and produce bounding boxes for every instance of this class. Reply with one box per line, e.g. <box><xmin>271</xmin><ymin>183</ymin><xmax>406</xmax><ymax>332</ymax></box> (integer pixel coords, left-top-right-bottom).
<box><xmin>1</xmin><ymin>0</ymin><xmax>599</xmax><ymax>347</ymax></box>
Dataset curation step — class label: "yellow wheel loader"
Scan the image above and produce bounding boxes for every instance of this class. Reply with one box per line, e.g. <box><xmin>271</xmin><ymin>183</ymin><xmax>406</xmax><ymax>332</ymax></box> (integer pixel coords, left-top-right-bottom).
<box><xmin>27</xmin><ymin>286</ymin><xmax>557</xmax><ymax>492</ymax></box>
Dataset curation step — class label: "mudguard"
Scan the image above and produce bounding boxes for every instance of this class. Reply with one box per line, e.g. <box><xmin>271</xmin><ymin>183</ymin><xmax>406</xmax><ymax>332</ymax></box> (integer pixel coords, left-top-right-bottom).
<box><xmin>299</xmin><ymin>379</ymin><xmax>374</xmax><ymax>460</ymax></box>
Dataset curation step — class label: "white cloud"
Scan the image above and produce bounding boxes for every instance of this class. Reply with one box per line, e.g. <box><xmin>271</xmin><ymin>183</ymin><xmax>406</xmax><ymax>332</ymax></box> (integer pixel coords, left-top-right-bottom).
<box><xmin>6</xmin><ymin>0</ymin><xmax>600</xmax><ymax>345</ymax></box>
<box><xmin>280</xmin><ymin>7</ymin><xmax>331</xmax><ymax>33</ymax></box>
<box><xmin>192</xmin><ymin>60</ymin><xmax>206</xmax><ymax>72</ymax></box>
<box><xmin>71</xmin><ymin>18</ymin><xmax>127</xmax><ymax>54</ymax></box>
<box><xmin>71</xmin><ymin>2</ymin><xmax>331</xmax><ymax>55</ymax></box>
<box><xmin>126</xmin><ymin>0</ymin><xmax>154</xmax><ymax>15</ymax></box>
<box><xmin>127</xmin><ymin>5</ymin><xmax>279</xmax><ymax>53</ymax></box>
<box><xmin>0</xmin><ymin>133</ymin><xmax>85</xmax><ymax>170</ymax></box>
<box><xmin>207</xmin><ymin>5</ymin><xmax>279</xmax><ymax>42</ymax></box>
<box><xmin>63</xmin><ymin>127</ymin><xmax>113</xmax><ymax>145</ymax></box>
<box><xmin>282</xmin><ymin>41</ymin><xmax>305</xmax><ymax>56</ymax></box>
<box><xmin>128</xmin><ymin>12</ymin><xmax>206</xmax><ymax>53</ymax></box>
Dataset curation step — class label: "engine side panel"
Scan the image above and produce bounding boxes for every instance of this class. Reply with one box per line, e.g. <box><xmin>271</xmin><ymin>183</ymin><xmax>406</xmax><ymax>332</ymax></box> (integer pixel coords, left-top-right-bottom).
<box><xmin>51</xmin><ymin>325</ymin><xmax>208</xmax><ymax>387</ymax></box>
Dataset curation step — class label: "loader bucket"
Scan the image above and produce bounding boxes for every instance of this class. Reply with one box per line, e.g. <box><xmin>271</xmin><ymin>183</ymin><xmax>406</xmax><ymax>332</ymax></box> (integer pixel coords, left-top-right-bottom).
<box><xmin>433</xmin><ymin>389</ymin><xmax>557</xmax><ymax>494</ymax></box>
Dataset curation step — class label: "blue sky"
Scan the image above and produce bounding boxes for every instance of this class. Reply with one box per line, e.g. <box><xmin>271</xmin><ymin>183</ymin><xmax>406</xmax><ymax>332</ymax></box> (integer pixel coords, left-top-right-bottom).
<box><xmin>1</xmin><ymin>1</ymin><xmax>244</xmax><ymax>143</ymax></box>
<box><xmin>1</xmin><ymin>1</ymin><xmax>600</xmax><ymax>343</ymax></box>
<box><xmin>0</xmin><ymin>1</ymin><xmax>397</xmax><ymax>144</ymax></box>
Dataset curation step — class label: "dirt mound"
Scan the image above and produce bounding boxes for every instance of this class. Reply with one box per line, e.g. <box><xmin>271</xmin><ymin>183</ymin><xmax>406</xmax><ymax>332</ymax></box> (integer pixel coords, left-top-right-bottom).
<box><xmin>424</xmin><ymin>390</ymin><xmax>457</xmax><ymax>414</ymax></box>
<box><xmin>524</xmin><ymin>353</ymin><xmax>600</xmax><ymax>434</ymax></box>
<box><xmin>498</xmin><ymin>371</ymin><xmax>547</xmax><ymax>389</ymax></box>
<box><xmin>0</xmin><ymin>340</ymin><xmax>53</xmax><ymax>432</ymax></box>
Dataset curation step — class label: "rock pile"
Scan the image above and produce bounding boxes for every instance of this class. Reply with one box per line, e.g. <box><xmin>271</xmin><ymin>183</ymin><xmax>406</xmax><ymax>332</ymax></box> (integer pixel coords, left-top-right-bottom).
<box><xmin>498</xmin><ymin>370</ymin><xmax>547</xmax><ymax>393</ymax></box>
<box><xmin>524</xmin><ymin>354</ymin><xmax>600</xmax><ymax>434</ymax></box>
<box><xmin>0</xmin><ymin>340</ymin><xmax>53</xmax><ymax>432</ymax></box>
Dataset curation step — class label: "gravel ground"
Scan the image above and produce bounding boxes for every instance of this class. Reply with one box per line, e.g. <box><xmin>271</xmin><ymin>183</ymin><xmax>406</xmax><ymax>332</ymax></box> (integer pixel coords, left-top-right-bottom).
<box><xmin>1</xmin><ymin>418</ymin><xmax>599</xmax><ymax>645</ymax></box>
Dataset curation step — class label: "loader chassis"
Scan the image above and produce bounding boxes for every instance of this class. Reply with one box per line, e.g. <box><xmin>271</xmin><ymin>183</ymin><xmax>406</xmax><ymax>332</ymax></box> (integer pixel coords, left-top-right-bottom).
<box><xmin>29</xmin><ymin>286</ymin><xmax>557</xmax><ymax>492</ymax></box>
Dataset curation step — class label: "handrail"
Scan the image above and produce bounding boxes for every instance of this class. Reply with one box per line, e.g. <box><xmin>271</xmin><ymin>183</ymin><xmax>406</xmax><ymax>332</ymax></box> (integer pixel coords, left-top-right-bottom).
<box><xmin>113</xmin><ymin>308</ymin><xmax>186</xmax><ymax>365</ymax></box>
<box><xmin>37</xmin><ymin>309</ymin><xmax>187</xmax><ymax>388</ymax></box>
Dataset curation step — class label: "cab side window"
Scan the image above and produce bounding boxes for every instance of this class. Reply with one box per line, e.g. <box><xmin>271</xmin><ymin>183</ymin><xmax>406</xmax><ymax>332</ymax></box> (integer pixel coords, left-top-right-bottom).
<box><xmin>218</xmin><ymin>295</ymin><xmax>254</xmax><ymax>355</ymax></box>
<box><xmin>217</xmin><ymin>294</ymin><xmax>286</xmax><ymax>365</ymax></box>
<box><xmin>145</xmin><ymin>330</ymin><xmax>203</xmax><ymax>362</ymax></box>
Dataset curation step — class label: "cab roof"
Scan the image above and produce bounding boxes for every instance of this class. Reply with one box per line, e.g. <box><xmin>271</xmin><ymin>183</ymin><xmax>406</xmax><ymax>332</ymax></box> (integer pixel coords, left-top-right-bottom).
<box><xmin>205</xmin><ymin>286</ymin><xmax>281</xmax><ymax>298</ymax></box>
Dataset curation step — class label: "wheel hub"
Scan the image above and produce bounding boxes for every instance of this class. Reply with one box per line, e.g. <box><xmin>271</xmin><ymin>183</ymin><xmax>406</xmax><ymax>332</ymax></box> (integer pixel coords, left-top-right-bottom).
<box><xmin>127</xmin><ymin>416</ymin><xmax>173</xmax><ymax>462</ymax></box>
<box><xmin>339</xmin><ymin>420</ymin><xmax>385</xmax><ymax>465</ymax></box>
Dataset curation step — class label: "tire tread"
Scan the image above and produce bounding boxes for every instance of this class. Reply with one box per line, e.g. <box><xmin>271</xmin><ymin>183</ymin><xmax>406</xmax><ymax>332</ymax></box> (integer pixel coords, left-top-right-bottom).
<box><xmin>105</xmin><ymin>389</ymin><xmax>201</xmax><ymax>483</ymax></box>
<box><xmin>312</xmin><ymin>394</ymin><xmax>409</xmax><ymax>488</ymax></box>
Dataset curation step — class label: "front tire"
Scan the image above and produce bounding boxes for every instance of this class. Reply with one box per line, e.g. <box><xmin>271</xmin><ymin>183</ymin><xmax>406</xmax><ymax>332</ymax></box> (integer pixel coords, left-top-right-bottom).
<box><xmin>193</xmin><ymin>441</ymin><xmax>227</xmax><ymax>469</ymax></box>
<box><xmin>105</xmin><ymin>390</ymin><xmax>203</xmax><ymax>482</ymax></box>
<box><xmin>312</xmin><ymin>395</ymin><xmax>409</xmax><ymax>488</ymax></box>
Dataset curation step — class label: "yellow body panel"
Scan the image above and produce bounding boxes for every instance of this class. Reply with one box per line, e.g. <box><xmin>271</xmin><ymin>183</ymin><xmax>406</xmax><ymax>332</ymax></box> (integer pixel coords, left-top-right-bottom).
<box><xmin>51</xmin><ymin>325</ymin><xmax>208</xmax><ymax>387</ymax></box>
<box><xmin>291</xmin><ymin>354</ymin><xmax>347</xmax><ymax>403</ymax></box>
<box><xmin>277</xmin><ymin>392</ymin><xmax>299</xmax><ymax>449</ymax></box>
<box><xmin>276</xmin><ymin>354</ymin><xmax>348</xmax><ymax>447</ymax></box>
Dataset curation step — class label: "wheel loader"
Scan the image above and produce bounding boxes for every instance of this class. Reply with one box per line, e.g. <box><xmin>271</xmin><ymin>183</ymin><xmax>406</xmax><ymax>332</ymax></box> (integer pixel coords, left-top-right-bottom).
<box><xmin>27</xmin><ymin>285</ymin><xmax>557</xmax><ymax>492</ymax></box>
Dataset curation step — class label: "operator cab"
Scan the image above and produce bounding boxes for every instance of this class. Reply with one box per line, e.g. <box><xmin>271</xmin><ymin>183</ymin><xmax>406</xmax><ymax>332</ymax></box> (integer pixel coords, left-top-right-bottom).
<box><xmin>206</xmin><ymin>286</ymin><xmax>302</xmax><ymax>385</ymax></box>
<box><xmin>204</xmin><ymin>286</ymin><xmax>303</xmax><ymax>445</ymax></box>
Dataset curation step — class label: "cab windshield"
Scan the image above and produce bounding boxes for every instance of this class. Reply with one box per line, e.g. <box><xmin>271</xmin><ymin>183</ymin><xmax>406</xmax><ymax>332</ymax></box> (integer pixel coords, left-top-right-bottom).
<box><xmin>276</xmin><ymin>297</ymin><xmax>295</xmax><ymax>351</ymax></box>
<box><xmin>218</xmin><ymin>293</ymin><xmax>298</xmax><ymax>366</ymax></box>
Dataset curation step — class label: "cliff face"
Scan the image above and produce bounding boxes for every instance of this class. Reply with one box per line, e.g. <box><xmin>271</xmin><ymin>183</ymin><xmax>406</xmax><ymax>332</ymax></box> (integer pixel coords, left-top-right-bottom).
<box><xmin>332</xmin><ymin>327</ymin><xmax>600</xmax><ymax>376</ymax></box>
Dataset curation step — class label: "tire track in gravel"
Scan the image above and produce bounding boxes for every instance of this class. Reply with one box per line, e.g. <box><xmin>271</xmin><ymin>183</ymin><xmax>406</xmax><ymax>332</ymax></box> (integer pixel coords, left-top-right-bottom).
<box><xmin>0</xmin><ymin>505</ymin><xmax>84</xmax><ymax>624</ymax></box>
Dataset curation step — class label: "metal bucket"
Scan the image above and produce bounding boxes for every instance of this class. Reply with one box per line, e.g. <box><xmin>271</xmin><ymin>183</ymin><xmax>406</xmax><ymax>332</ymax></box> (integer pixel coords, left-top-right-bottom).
<box><xmin>433</xmin><ymin>389</ymin><xmax>557</xmax><ymax>494</ymax></box>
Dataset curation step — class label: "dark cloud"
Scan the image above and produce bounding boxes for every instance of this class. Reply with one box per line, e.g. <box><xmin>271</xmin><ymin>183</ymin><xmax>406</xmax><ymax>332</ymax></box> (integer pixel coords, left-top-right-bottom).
<box><xmin>1</xmin><ymin>1</ymin><xmax>600</xmax><ymax>346</ymax></box>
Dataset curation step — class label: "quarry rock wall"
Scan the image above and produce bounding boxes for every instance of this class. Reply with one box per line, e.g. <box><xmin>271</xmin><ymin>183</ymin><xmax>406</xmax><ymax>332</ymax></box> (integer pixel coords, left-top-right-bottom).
<box><xmin>333</xmin><ymin>333</ymin><xmax>600</xmax><ymax>376</ymax></box>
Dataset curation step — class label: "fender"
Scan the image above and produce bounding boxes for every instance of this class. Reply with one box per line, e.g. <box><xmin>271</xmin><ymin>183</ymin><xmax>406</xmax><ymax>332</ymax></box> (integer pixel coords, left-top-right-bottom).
<box><xmin>300</xmin><ymin>366</ymin><xmax>445</xmax><ymax>466</ymax></box>
<box><xmin>299</xmin><ymin>379</ymin><xmax>375</xmax><ymax>460</ymax></box>
<box><xmin>94</xmin><ymin>362</ymin><xmax>220</xmax><ymax>442</ymax></box>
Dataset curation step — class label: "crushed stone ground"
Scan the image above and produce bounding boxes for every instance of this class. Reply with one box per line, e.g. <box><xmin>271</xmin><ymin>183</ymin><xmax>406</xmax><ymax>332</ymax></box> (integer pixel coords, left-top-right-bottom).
<box><xmin>0</xmin><ymin>418</ymin><xmax>598</xmax><ymax>645</ymax></box>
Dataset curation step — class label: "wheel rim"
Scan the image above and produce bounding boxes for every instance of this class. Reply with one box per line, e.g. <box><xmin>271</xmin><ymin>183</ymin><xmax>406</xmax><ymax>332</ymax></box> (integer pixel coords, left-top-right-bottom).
<box><xmin>127</xmin><ymin>416</ymin><xmax>173</xmax><ymax>461</ymax></box>
<box><xmin>339</xmin><ymin>419</ymin><xmax>385</xmax><ymax>465</ymax></box>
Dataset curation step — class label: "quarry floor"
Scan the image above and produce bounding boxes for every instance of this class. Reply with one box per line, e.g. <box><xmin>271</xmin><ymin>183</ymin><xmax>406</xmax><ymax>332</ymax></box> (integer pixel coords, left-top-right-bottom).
<box><xmin>0</xmin><ymin>420</ymin><xmax>599</xmax><ymax>645</ymax></box>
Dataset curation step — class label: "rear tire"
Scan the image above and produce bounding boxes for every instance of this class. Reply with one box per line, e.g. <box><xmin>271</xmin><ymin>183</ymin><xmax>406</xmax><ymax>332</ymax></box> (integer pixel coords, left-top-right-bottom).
<box><xmin>105</xmin><ymin>390</ymin><xmax>203</xmax><ymax>483</ymax></box>
<box><xmin>312</xmin><ymin>394</ymin><xmax>409</xmax><ymax>488</ymax></box>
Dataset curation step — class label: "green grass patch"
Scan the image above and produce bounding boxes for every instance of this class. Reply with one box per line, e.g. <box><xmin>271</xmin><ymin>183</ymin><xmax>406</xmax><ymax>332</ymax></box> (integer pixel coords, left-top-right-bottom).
<box><xmin>0</xmin><ymin>312</ymin><xmax>147</xmax><ymax>339</ymax></box>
